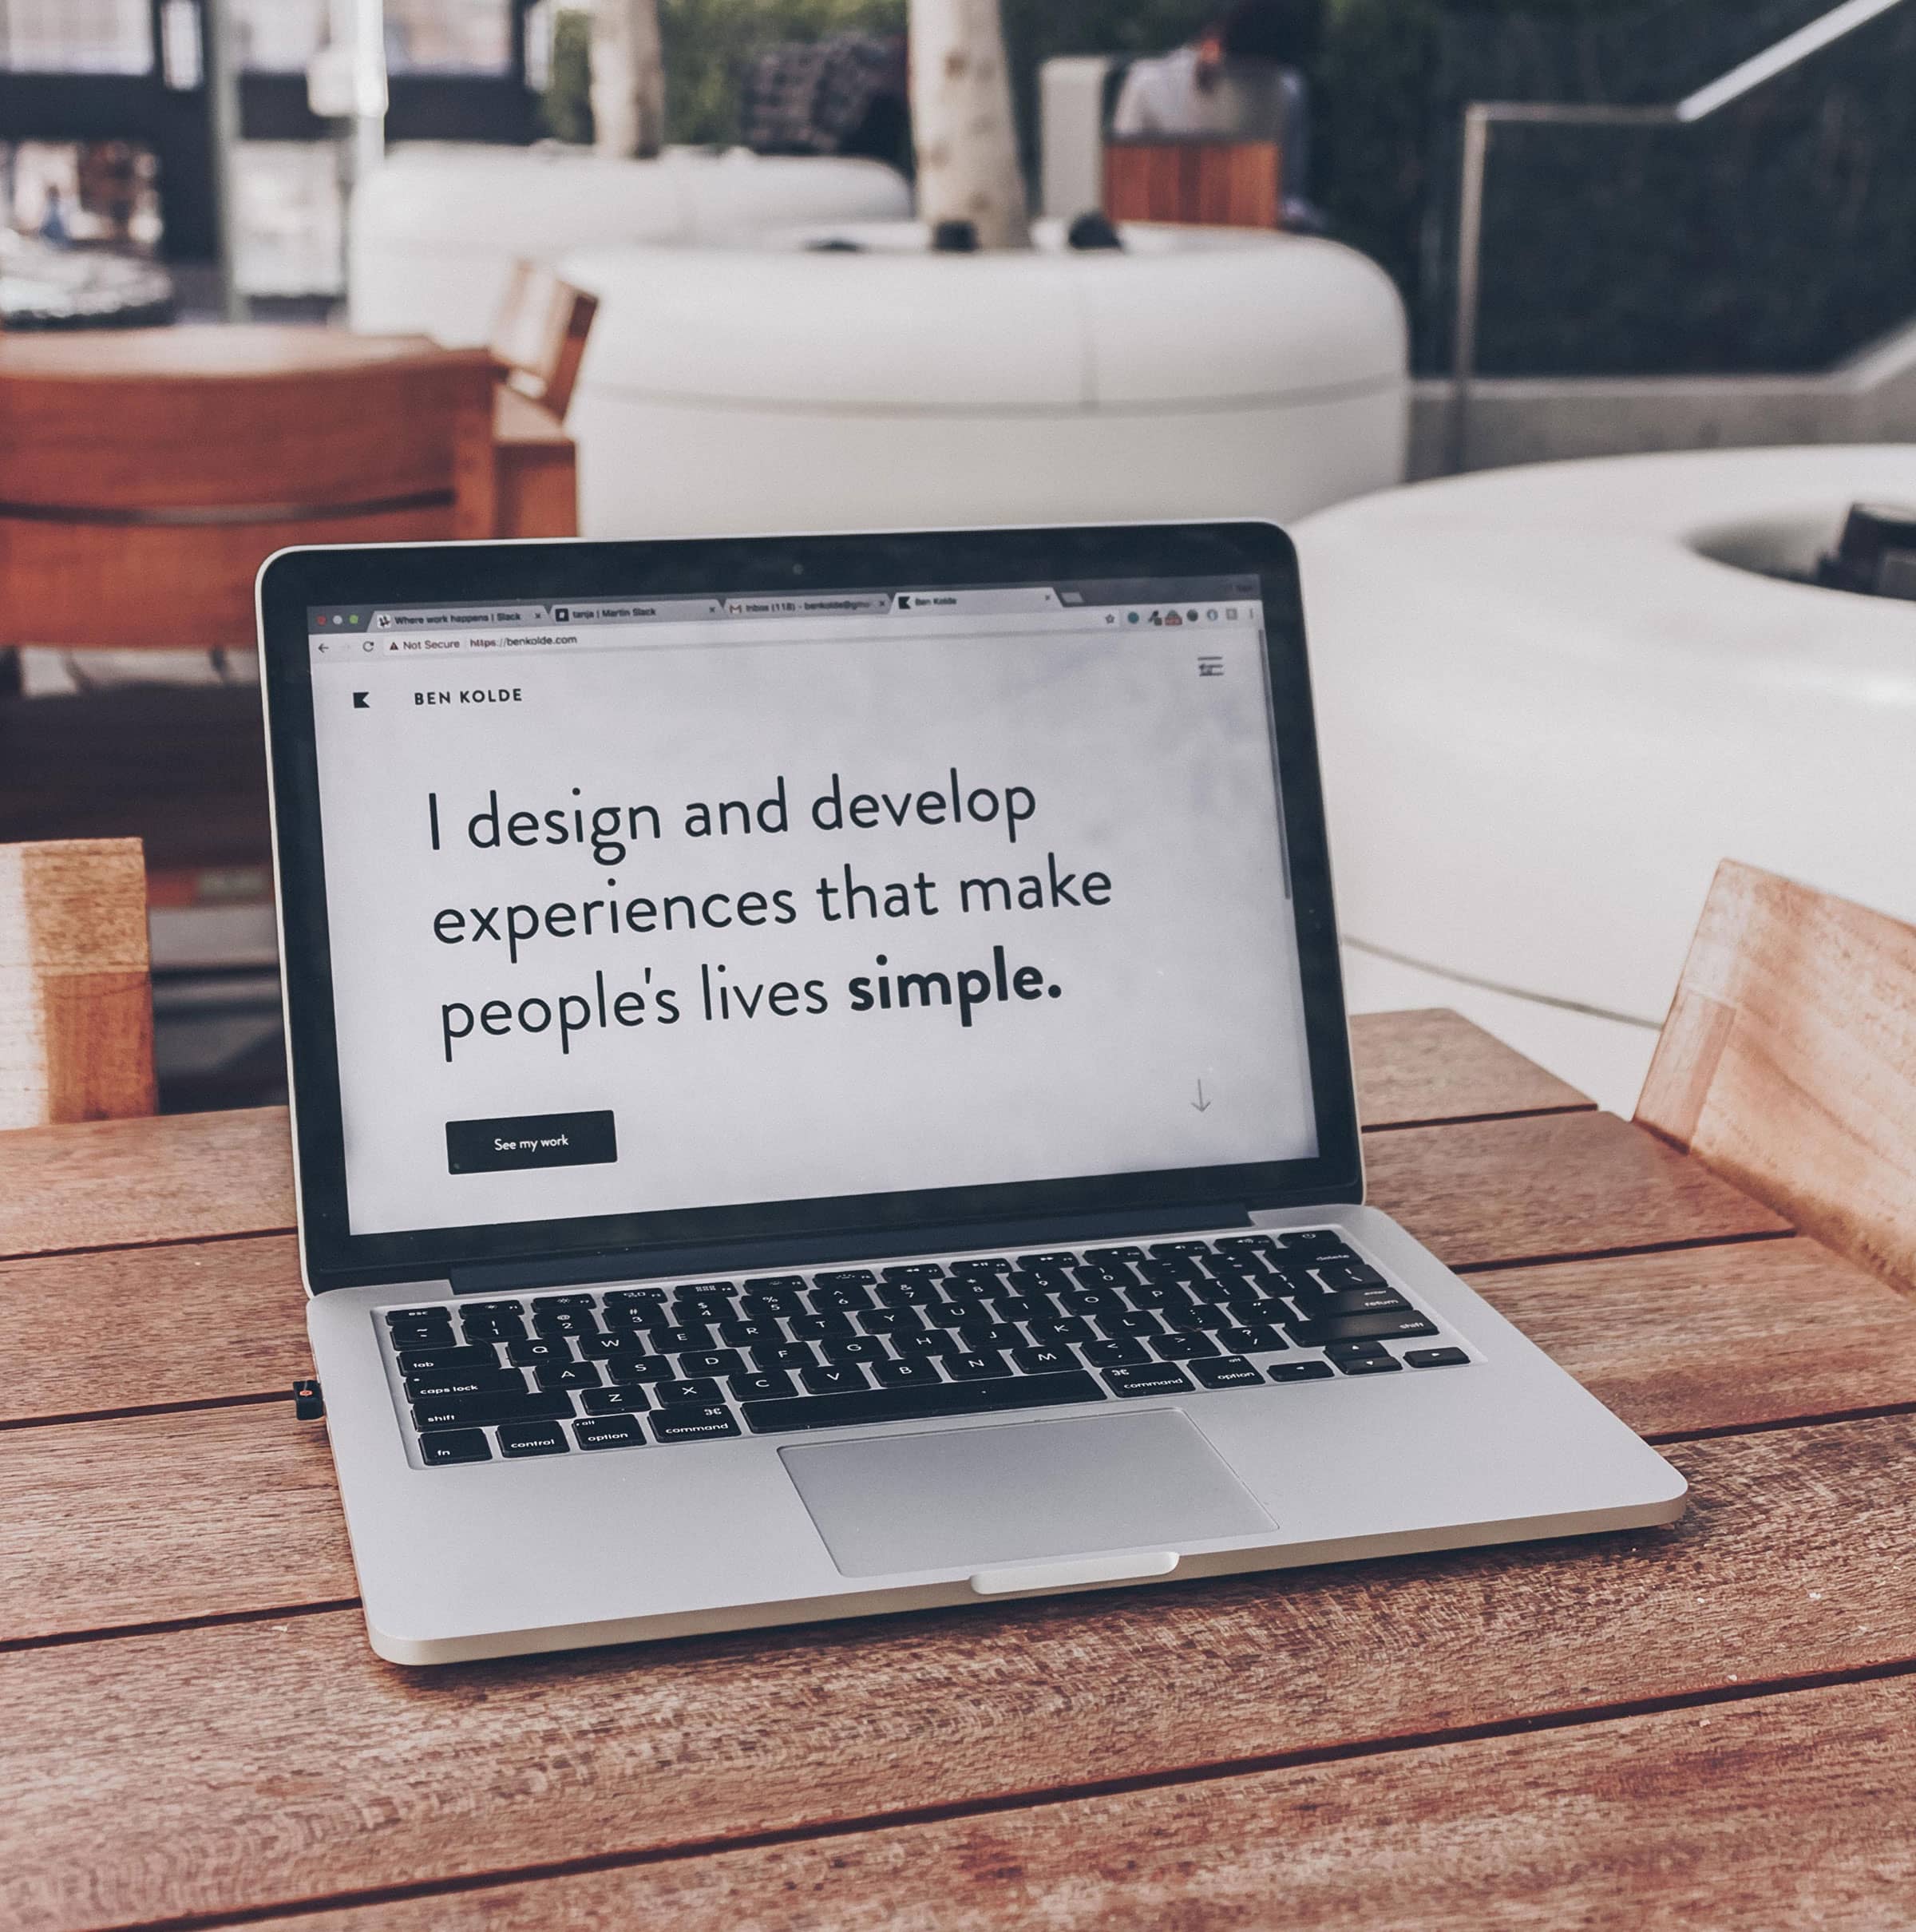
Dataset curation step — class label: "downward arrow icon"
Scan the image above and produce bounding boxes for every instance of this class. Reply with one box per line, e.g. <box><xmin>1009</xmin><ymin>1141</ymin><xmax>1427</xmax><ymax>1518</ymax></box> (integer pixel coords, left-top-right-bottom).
<box><xmin>1191</xmin><ymin>1080</ymin><xmax>1211</xmax><ymax>1114</ymax></box>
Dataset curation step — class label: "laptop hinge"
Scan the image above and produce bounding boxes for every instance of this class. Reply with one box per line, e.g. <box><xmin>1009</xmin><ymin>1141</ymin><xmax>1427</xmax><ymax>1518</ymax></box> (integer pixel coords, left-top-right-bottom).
<box><xmin>449</xmin><ymin>1203</ymin><xmax>1257</xmax><ymax>1295</ymax></box>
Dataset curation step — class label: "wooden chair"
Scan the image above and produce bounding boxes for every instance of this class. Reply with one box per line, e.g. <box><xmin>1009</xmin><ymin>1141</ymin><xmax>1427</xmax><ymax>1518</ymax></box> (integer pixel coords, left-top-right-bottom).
<box><xmin>1102</xmin><ymin>138</ymin><xmax>1283</xmax><ymax>230</ymax></box>
<box><xmin>487</xmin><ymin>264</ymin><xmax>596</xmax><ymax>540</ymax></box>
<box><xmin>0</xmin><ymin>837</ymin><xmax>155</xmax><ymax>1129</ymax></box>
<box><xmin>1637</xmin><ymin>859</ymin><xmax>1916</xmax><ymax>1294</ymax></box>
<box><xmin>490</xmin><ymin>260</ymin><xmax>598</xmax><ymax>419</ymax></box>
<box><xmin>0</xmin><ymin>327</ymin><xmax>497</xmax><ymax>655</ymax></box>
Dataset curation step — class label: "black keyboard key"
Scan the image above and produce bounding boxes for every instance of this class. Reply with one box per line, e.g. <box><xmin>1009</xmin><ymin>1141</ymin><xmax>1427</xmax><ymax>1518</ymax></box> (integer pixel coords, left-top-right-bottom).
<box><xmin>403</xmin><ymin>1368</ymin><xmax>528</xmax><ymax>1400</ymax></box>
<box><xmin>881</xmin><ymin>1263</ymin><xmax>946</xmax><ymax>1282</ymax></box>
<box><xmin>742</xmin><ymin>1274</ymin><xmax>806</xmax><ymax>1294</ymax></box>
<box><xmin>675</xmin><ymin>1279</ymin><xmax>739</xmax><ymax>1297</ymax></box>
<box><xmin>1082</xmin><ymin>1337</ymin><xmax>1150</xmax><ymax>1368</ymax></box>
<box><xmin>497</xmin><ymin>1420</ymin><xmax>569</xmax><ymax>1457</ymax></box>
<box><xmin>1191</xmin><ymin>1356</ymin><xmax>1262</xmax><ymax>1389</ymax></box>
<box><xmin>857</xmin><ymin>1308</ymin><xmax>927</xmax><ymax>1336</ymax></box>
<box><xmin>945</xmin><ymin>1255</ymin><xmax>1014</xmax><ymax>1278</ymax></box>
<box><xmin>1070</xmin><ymin>1263</ymin><xmax>1136</xmax><ymax>1291</ymax></box>
<box><xmin>716</xmin><ymin>1318</ymin><xmax>784</xmax><ymax>1348</ymax></box>
<box><xmin>1289</xmin><ymin>1311</ymin><xmax>1438</xmax><ymax>1348</ymax></box>
<box><xmin>1084</xmin><ymin>1245</ymin><xmax>1147</xmax><ymax>1263</ymax></box>
<box><xmin>1103</xmin><ymin>1363</ymin><xmax>1195</xmax><ymax>1397</ymax></box>
<box><xmin>1010</xmin><ymin>1344</ymin><xmax>1075</xmax><ymax>1375</ymax></box>
<box><xmin>656</xmin><ymin>1377</ymin><xmax>722</xmax><ymax>1406</ymax></box>
<box><xmin>729</xmin><ymin>1370</ymin><xmax>798</xmax><ymax>1401</ymax></box>
<box><xmin>1337</xmin><ymin>1354</ymin><xmax>1403</xmax><ymax>1376</ymax></box>
<box><xmin>1220</xmin><ymin>1294</ymin><xmax>1289</xmax><ymax>1323</ymax></box>
<box><xmin>1316</xmin><ymin>1262</ymin><xmax>1389</xmax><ymax>1291</ymax></box>
<box><xmin>958</xmin><ymin>1322</ymin><xmax>1022</xmax><ymax>1352</ymax></box>
<box><xmin>506</xmin><ymin>1338</ymin><xmax>572</xmax><ymax>1366</ymax></box>
<box><xmin>743</xmin><ymin>1369</ymin><xmax>1104</xmax><ymax>1435</ymax></box>
<box><xmin>1056</xmin><ymin>1288</ymin><xmax>1122</xmax><ymax>1317</ymax></box>
<box><xmin>813</xmin><ymin>1269</ymin><xmax>878</xmax><ymax>1288</ymax></box>
<box><xmin>1100</xmin><ymin>1310</ymin><xmax>1163</xmax><ymax>1337</ymax></box>
<box><xmin>1027</xmin><ymin>1316</ymin><xmax>1095</xmax><ymax>1345</ymax></box>
<box><xmin>821</xmin><ymin>1336</ymin><xmax>889</xmax><ymax>1366</ymax></box>
<box><xmin>679</xmin><ymin>1348</ymin><xmax>746</xmax><ymax>1379</ymax></box>
<box><xmin>458</xmin><ymin>1299</ymin><xmax>525</xmax><ymax>1320</ymax></box>
<box><xmin>1277</xmin><ymin>1231</ymin><xmax>1348</xmax><ymax>1255</ymax></box>
<box><xmin>671</xmin><ymin>1294</ymin><xmax>736</xmax><ymax>1324</ymax></box>
<box><xmin>1292</xmin><ymin>1288</ymin><xmax>1411</xmax><ymax>1320</ymax></box>
<box><xmin>938</xmin><ymin>1296</ymin><xmax>990</xmax><ymax>1326</ymax></box>
<box><xmin>1325</xmin><ymin>1338</ymin><xmax>1390</xmax><ymax>1361</ymax></box>
<box><xmin>581</xmin><ymin>1330</ymin><xmax>654</xmax><ymax>1361</ymax></box>
<box><xmin>946</xmin><ymin>1350</ymin><xmax>1009</xmax><ymax>1380</ymax></box>
<box><xmin>876</xmin><ymin>1281</ymin><xmax>947</xmax><ymax>1309</ymax></box>
<box><xmin>1019</xmin><ymin>1251</ymin><xmax>1080</xmax><ymax>1267</ymax></box>
<box><xmin>651</xmin><ymin>1323</ymin><xmax>715</xmax><ymax>1353</ymax></box>
<box><xmin>459</xmin><ymin>1312</ymin><xmax>527</xmax><ymax>1343</ymax></box>
<box><xmin>397</xmin><ymin>1344</ymin><xmax>501</xmax><ymax>1373</ymax></box>
<box><xmin>992</xmin><ymin>1295</ymin><xmax>1052</xmax><ymax>1324</ymax></box>
<box><xmin>387</xmin><ymin>1306</ymin><xmax>452</xmax><ymax>1328</ymax></box>
<box><xmin>650</xmin><ymin>1405</ymin><xmax>742</xmax><ymax>1443</ymax></box>
<box><xmin>811</xmin><ymin>1283</ymin><xmax>876</xmax><ymax>1312</ymax></box>
<box><xmin>802</xmin><ymin>1364</ymin><xmax>872</xmax><ymax>1394</ymax></box>
<box><xmin>1213</xmin><ymin>1234</ymin><xmax>1278</xmax><ymax>1256</ymax></box>
<box><xmin>603</xmin><ymin>1287</ymin><xmax>669</xmax><ymax>1312</ymax></box>
<box><xmin>386</xmin><ymin>1317</ymin><xmax>455</xmax><ymax>1344</ymax></box>
<box><xmin>1153</xmin><ymin>1332</ymin><xmax>1220</xmax><ymax>1361</ymax></box>
<box><xmin>1405</xmin><ymin>1347</ymin><xmax>1471</xmax><ymax>1369</ymax></box>
<box><xmin>575</xmin><ymin>1415</ymin><xmax>647</xmax><ymax>1450</ymax></box>
<box><xmin>605</xmin><ymin>1354</ymin><xmax>675</xmax><ymax>1385</ymax></box>
<box><xmin>1215</xmin><ymin>1324</ymin><xmax>1286</xmax><ymax>1354</ymax></box>
<box><xmin>411</xmin><ymin>1390</ymin><xmax>572</xmax><ymax>1430</ymax></box>
<box><xmin>580</xmin><ymin>1386</ymin><xmax>649</xmax><ymax>1413</ymax></box>
<box><xmin>790</xmin><ymin>1312</ymin><xmax>853</xmax><ymax>1340</ymax></box>
<box><xmin>871</xmin><ymin>1358</ymin><xmax>944</xmax><ymax>1388</ymax></box>
<box><xmin>741</xmin><ymin>1290</ymin><xmax>806</xmax><ymax>1320</ymax></box>
<box><xmin>1269</xmin><ymin>1360</ymin><xmax>1336</xmax><ymax>1383</ymax></box>
<box><xmin>534</xmin><ymin>1361</ymin><xmax>603</xmax><ymax>1392</ymax></box>
<box><xmin>751</xmin><ymin>1340</ymin><xmax>819</xmax><ymax>1371</ymax></box>
<box><xmin>893</xmin><ymin>1327</ymin><xmax>961</xmax><ymax>1357</ymax></box>
<box><xmin>419</xmin><ymin>1428</ymin><xmax>491</xmax><ymax>1465</ymax></box>
<box><xmin>1147</xmin><ymin>1241</ymin><xmax>1213</xmax><ymax>1257</ymax></box>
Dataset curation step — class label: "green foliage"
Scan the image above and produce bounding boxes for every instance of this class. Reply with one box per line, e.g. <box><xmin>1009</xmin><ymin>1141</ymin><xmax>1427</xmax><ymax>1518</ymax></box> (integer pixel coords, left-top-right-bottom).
<box><xmin>540</xmin><ymin>9</ymin><xmax>596</xmax><ymax>146</ymax></box>
<box><xmin>660</xmin><ymin>0</ymin><xmax>907</xmax><ymax>148</ymax></box>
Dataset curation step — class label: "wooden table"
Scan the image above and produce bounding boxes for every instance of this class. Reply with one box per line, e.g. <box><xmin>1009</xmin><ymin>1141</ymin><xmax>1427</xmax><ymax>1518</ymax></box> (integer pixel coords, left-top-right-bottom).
<box><xmin>6</xmin><ymin>1008</ymin><xmax>1915</xmax><ymax>1930</ymax></box>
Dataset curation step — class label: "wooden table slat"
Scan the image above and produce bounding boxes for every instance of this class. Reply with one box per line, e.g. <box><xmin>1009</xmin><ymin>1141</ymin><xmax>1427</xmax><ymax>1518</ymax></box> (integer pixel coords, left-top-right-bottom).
<box><xmin>10</xmin><ymin>1238</ymin><xmax>1916</xmax><ymax>1645</ymax></box>
<box><xmin>0</xmin><ymin>1104</ymin><xmax>1786</xmax><ymax>1427</ymax></box>
<box><xmin>6</xmin><ymin>1414</ymin><xmax>1916</xmax><ymax>1932</ymax></box>
<box><xmin>274</xmin><ymin>1673</ymin><xmax>1916</xmax><ymax>1932</ymax></box>
<box><xmin>0</xmin><ymin>1013</ymin><xmax>1581</xmax><ymax>1264</ymax></box>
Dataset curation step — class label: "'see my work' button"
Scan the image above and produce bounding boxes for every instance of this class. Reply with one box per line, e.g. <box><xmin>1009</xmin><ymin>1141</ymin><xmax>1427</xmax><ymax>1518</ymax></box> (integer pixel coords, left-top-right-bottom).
<box><xmin>445</xmin><ymin>1110</ymin><xmax>617</xmax><ymax>1175</ymax></box>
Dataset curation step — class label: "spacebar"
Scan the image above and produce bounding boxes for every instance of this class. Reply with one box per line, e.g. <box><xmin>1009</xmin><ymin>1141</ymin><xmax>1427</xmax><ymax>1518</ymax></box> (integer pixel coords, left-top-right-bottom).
<box><xmin>741</xmin><ymin>1371</ymin><xmax>1105</xmax><ymax>1435</ymax></box>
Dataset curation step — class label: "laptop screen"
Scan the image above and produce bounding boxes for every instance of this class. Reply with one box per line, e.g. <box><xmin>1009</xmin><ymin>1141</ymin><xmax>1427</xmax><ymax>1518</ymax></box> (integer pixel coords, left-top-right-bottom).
<box><xmin>300</xmin><ymin>571</ymin><xmax>1320</xmax><ymax>1242</ymax></box>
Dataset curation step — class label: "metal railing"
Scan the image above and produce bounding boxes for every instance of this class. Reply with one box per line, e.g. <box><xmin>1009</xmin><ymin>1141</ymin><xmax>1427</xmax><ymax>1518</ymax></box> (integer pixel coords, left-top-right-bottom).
<box><xmin>1447</xmin><ymin>0</ymin><xmax>1912</xmax><ymax>472</ymax></box>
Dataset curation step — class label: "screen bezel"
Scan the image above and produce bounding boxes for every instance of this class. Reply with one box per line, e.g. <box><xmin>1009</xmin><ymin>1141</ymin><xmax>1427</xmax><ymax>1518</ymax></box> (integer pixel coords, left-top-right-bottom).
<box><xmin>259</xmin><ymin>523</ymin><xmax>1362</xmax><ymax>1293</ymax></box>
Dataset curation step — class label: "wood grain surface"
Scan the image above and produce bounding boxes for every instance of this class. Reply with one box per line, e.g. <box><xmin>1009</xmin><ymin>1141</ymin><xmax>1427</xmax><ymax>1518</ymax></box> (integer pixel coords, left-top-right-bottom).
<box><xmin>5</xmin><ymin>1414</ymin><xmax>1914</xmax><ymax>1931</ymax></box>
<box><xmin>279</xmin><ymin>1673</ymin><xmax>1916</xmax><ymax>1932</ymax></box>
<box><xmin>12</xmin><ymin>1233</ymin><xmax>1916</xmax><ymax>1645</ymax></box>
<box><xmin>0</xmin><ymin>1234</ymin><xmax>306</xmax><ymax>1424</ymax></box>
<box><xmin>1349</xmin><ymin>1009</ymin><xmax>1589</xmax><ymax>1129</ymax></box>
<box><xmin>0</xmin><ymin>1106</ymin><xmax>294</xmax><ymax>1259</ymax></box>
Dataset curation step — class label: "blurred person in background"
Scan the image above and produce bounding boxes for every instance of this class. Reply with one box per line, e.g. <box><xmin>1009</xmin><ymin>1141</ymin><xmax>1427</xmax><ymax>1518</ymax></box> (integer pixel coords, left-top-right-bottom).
<box><xmin>1112</xmin><ymin>0</ymin><xmax>1324</xmax><ymax>228</ymax></box>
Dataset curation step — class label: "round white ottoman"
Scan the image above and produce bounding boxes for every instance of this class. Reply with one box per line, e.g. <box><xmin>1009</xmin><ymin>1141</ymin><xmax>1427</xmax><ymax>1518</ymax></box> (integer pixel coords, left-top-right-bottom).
<box><xmin>347</xmin><ymin>145</ymin><xmax>911</xmax><ymax>346</ymax></box>
<box><xmin>560</xmin><ymin>220</ymin><xmax>1407</xmax><ymax>537</ymax></box>
<box><xmin>1293</xmin><ymin>446</ymin><xmax>1916</xmax><ymax>1100</ymax></box>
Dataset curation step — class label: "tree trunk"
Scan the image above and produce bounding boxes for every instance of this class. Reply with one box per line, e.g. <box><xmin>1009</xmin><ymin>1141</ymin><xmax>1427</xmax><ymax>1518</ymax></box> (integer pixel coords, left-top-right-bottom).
<box><xmin>909</xmin><ymin>0</ymin><xmax>1031</xmax><ymax>250</ymax></box>
<box><xmin>591</xmin><ymin>0</ymin><xmax>666</xmax><ymax>160</ymax></box>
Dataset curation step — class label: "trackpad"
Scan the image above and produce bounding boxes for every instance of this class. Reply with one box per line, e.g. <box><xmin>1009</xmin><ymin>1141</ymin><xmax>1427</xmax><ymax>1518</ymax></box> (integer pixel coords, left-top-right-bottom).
<box><xmin>780</xmin><ymin>1409</ymin><xmax>1273</xmax><ymax>1578</ymax></box>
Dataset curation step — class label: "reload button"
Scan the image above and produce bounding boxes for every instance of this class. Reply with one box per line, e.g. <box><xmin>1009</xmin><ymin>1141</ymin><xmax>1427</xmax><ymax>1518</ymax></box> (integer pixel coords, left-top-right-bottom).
<box><xmin>445</xmin><ymin>1110</ymin><xmax>617</xmax><ymax>1175</ymax></box>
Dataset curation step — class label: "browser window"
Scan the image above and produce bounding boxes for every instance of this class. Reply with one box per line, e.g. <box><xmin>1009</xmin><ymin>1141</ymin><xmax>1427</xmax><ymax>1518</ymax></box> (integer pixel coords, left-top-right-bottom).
<box><xmin>305</xmin><ymin>577</ymin><xmax>1317</xmax><ymax>1237</ymax></box>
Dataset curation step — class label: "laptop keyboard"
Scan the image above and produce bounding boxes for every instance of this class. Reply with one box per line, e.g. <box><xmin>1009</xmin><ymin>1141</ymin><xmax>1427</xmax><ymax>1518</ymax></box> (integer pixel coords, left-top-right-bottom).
<box><xmin>379</xmin><ymin>1229</ymin><xmax>1471</xmax><ymax>1467</ymax></box>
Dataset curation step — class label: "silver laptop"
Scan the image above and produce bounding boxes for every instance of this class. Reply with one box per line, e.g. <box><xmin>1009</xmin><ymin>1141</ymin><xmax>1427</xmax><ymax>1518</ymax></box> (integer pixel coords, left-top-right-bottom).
<box><xmin>258</xmin><ymin>522</ymin><xmax>1684</xmax><ymax>1665</ymax></box>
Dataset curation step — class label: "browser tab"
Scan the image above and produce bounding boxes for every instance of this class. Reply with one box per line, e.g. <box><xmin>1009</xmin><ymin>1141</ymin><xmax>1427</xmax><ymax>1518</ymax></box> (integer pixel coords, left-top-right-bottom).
<box><xmin>892</xmin><ymin>588</ymin><xmax>1061</xmax><ymax>614</ymax></box>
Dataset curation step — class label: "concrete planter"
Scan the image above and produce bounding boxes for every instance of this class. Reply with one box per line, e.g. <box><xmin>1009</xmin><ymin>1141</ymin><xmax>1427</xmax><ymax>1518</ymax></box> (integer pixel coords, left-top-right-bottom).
<box><xmin>560</xmin><ymin>219</ymin><xmax>1407</xmax><ymax>537</ymax></box>
<box><xmin>347</xmin><ymin>145</ymin><xmax>911</xmax><ymax>345</ymax></box>
<box><xmin>1295</xmin><ymin>445</ymin><xmax>1916</xmax><ymax>1103</ymax></box>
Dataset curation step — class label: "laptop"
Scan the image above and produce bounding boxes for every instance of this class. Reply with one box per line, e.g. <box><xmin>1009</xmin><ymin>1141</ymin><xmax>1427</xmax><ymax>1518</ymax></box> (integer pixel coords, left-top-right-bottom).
<box><xmin>257</xmin><ymin>522</ymin><xmax>1685</xmax><ymax>1666</ymax></box>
